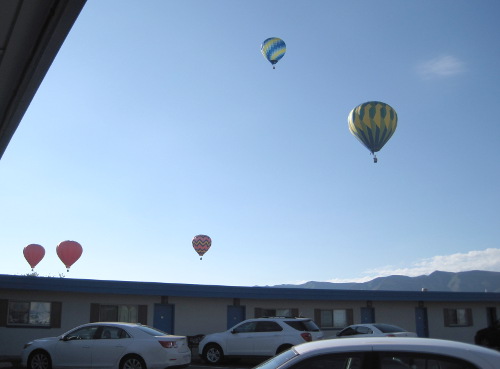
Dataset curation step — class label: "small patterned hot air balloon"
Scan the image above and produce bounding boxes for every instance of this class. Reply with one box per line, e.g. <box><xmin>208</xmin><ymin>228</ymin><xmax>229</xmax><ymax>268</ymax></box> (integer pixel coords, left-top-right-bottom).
<box><xmin>23</xmin><ymin>244</ymin><xmax>45</xmax><ymax>270</ymax></box>
<box><xmin>56</xmin><ymin>240</ymin><xmax>83</xmax><ymax>271</ymax></box>
<box><xmin>261</xmin><ymin>37</ymin><xmax>286</xmax><ymax>69</ymax></box>
<box><xmin>192</xmin><ymin>235</ymin><xmax>211</xmax><ymax>260</ymax></box>
<box><xmin>348</xmin><ymin>101</ymin><xmax>398</xmax><ymax>163</ymax></box>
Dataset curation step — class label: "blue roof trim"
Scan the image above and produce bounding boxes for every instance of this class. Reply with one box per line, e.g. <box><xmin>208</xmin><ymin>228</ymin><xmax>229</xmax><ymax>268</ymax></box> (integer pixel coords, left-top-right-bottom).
<box><xmin>1</xmin><ymin>274</ymin><xmax>500</xmax><ymax>302</ymax></box>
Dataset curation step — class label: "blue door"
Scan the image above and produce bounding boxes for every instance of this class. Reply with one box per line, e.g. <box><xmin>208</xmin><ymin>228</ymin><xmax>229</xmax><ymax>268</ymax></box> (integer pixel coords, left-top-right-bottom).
<box><xmin>360</xmin><ymin>307</ymin><xmax>375</xmax><ymax>323</ymax></box>
<box><xmin>415</xmin><ymin>307</ymin><xmax>429</xmax><ymax>337</ymax></box>
<box><xmin>227</xmin><ymin>305</ymin><xmax>245</xmax><ymax>329</ymax></box>
<box><xmin>154</xmin><ymin>304</ymin><xmax>174</xmax><ymax>334</ymax></box>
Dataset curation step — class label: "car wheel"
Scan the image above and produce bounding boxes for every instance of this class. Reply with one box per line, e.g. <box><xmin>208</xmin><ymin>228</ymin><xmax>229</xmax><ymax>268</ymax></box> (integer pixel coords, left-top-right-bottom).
<box><xmin>120</xmin><ymin>355</ymin><xmax>147</xmax><ymax>369</ymax></box>
<box><xmin>28</xmin><ymin>350</ymin><xmax>52</xmax><ymax>369</ymax></box>
<box><xmin>276</xmin><ymin>344</ymin><xmax>293</xmax><ymax>354</ymax></box>
<box><xmin>203</xmin><ymin>343</ymin><xmax>224</xmax><ymax>365</ymax></box>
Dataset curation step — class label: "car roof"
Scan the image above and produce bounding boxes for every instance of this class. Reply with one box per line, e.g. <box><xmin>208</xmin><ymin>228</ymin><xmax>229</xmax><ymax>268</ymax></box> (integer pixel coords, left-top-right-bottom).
<box><xmin>293</xmin><ymin>337</ymin><xmax>500</xmax><ymax>361</ymax></box>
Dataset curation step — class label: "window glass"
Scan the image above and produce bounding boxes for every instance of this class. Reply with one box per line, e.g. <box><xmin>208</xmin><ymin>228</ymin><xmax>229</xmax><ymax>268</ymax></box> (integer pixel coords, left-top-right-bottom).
<box><xmin>257</xmin><ymin>321</ymin><xmax>282</xmax><ymax>332</ymax></box>
<box><xmin>138</xmin><ymin>325</ymin><xmax>169</xmax><ymax>336</ymax></box>
<box><xmin>292</xmin><ymin>353</ymin><xmax>364</xmax><ymax>369</ymax></box>
<box><xmin>66</xmin><ymin>326</ymin><xmax>99</xmax><ymax>340</ymax></box>
<box><xmin>321</xmin><ymin>310</ymin><xmax>333</xmax><ymax>328</ymax></box>
<box><xmin>379</xmin><ymin>353</ymin><xmax>477</xmax><ymax>369</ymax></box>
<box><xmin>356</xmin><ymin>326</ymin><xmax>372</xmax><ymax>334</ymax></box>
<box><xmin>98</xmin><ymin>304</ymin><xmax>139</xmax><ymax>323</ymax></box>
<box><xmin>234</xmin><ymin>321</ymin><xmax>258</xmax><ymax>333</ymax></box>
<box><xmin>100</xmin><ymin>327</ymin><xmax>128</xmax><ymax>339</ymax></box>
<box><xmin>333</xmin><ymin>310</ymin><xmax>347</xmax><ymax>327</ymax></box>
<box><xmin>7</xmin><ymin>301</ymin><xmax>50</xmax><ymax>326</ymax></box>
<box><xmin>285</xmin><ymin>320</ymin><xmax>321</xmax><ymax>332</ymax></box>
<box><xmin>374</xmin><ymin>324</ymin><xmax>405</xmax><ymax>333</ymax></box>
<box><xmin>445</xmin><ymin>308</ymin><xmax>472</xmax><ymax>327</ymax></box>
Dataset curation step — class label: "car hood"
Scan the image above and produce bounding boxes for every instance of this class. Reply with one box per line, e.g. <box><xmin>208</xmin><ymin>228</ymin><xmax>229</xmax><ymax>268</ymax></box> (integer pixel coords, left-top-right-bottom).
<box><xmin>31</xmin><ymin>336</ymin><xmax>60</xmax><ymax>344</ymax></box>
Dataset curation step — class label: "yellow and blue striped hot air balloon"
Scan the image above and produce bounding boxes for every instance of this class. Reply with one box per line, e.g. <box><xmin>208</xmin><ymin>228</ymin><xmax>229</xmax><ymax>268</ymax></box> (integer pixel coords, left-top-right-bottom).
<box><xmin>261</xmin><ymin>37</ymin><xmax>286</xmax><ymax>69</ymax></box>
<box><xmin>348</xmin><ymin>101</ymin><xmax>398</xmax><ymax>163</ymax></box>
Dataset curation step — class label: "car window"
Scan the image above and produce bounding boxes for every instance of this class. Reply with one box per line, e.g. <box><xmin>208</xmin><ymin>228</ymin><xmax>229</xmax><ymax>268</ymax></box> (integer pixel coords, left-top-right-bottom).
<box><xmin>356</xmin><ymin>326</ymin><xmax>372</xmax><ymax>334</ymax></box>
<box><xmin>100</xmin><ymin>327</ymin><xmax>129</xmax><ymax>339</ymax></box>
<box><xmin>66</xmin><ymin>326</ymin><xmax>99</xmax><ymax>340</ymax></box>
<box><xmin>256</xmin><ymin>321</ymin><xmax>283</xmax><ymax>332</ymax></box>
<box><xmin>137</xmin><ymin>325</ymin><xmax>169</xmax><ymax>336</ymax></box>
<box><xmin>285</xmin><ymin>320</ymin><xmax>321</xmax><ymax>332</ymax></box>
<box><xmin>338</xmin><ymin>327</ymin><xmax>357</xmax><ymax>336</ymax></box>
<box><xmin>374</xmin><ymin>324</ymin><xmax>405</xmax><ymax>333</ymax></box>
<box><xmin>234</xmin><ymin>321</ymin><xmax>258</xmax><ymax>333</ymax></box>
<box><xmin>291</xmin><ymin>353</ymin><xmax>364</xmax><ymax>369</ymax></box>
<box><xmin>379</xmin><ymin>353</ymin><xmax>478</xmax><ymax>369</ymax></box>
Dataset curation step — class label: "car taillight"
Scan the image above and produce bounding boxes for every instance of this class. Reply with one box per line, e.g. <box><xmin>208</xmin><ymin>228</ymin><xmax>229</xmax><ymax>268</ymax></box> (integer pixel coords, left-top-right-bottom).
<box><xmin>301</xmin><ymin>333</ymin><xmax>312</xmax><ymax>342</ymax></box>
<box><xmin>159</xmin><ymin>340</ymin><xmax>177</xmax><ymax>348</ymax></box>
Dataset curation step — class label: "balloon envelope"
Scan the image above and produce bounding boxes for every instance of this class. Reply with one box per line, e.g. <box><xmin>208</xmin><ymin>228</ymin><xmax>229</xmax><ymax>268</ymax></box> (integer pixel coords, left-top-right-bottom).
<box><xmin>56</xmin><ymin>240</ymin><xmax>83</xmax><ymax>271</ymax></box>
<box><xmin>23</xmin><ymin>244</ymin><xmax>45</xmax><ymax>270</ymax></box>
<box><xmin>261</xmin><ymin>37</ymin><xmax>286</xmax><ymax>67</ymax></box>
<box><xmin>348</xmin><ymin>101</ymin><xmax>398</xmax><ymax>156</ymax></box>
<box><xmin>192</xmin><ymin>235</ymin><xmax>211</xmax><ymax>259</ymax></box>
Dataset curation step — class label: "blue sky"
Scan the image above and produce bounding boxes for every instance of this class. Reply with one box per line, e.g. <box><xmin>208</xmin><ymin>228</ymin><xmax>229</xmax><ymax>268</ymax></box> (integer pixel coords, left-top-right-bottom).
<box><xmin>1</xmin><ymin>0</ymin><xmax>500</xmax><ymax>286</ymax></box>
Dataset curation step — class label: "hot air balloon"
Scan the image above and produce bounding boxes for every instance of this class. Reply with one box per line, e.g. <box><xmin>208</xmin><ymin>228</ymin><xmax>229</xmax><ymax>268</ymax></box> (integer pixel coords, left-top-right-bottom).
<box><xmin>23</xmin><ymin>244</ymin><xmax>45</xmax><ymax>270</ymax></box>
<box><xmin>348</xmin><ymin>101</ymin><xmax>398</xmax><ymax>163</ymax></box>
<box><xmin>261</xmin><ymin>37</ymin><xmax>286</xmax><ymax>69</ymax></box>
<box><xmin>192</xmin><ymin>235</ymin><xmax>211</xmax><ymax>260</ymax></box>
<box><xmin>56</xmin><ymin>240</ymin><xmax>83</xmax><ymax>271</ymax></box>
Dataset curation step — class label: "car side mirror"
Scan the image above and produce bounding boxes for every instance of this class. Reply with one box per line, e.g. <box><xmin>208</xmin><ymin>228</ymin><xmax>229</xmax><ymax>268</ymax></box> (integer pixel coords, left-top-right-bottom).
<box><xmin>63</xmin><ymin>335</ymin><xmax>78</xmax><ymax>341</ymax></box>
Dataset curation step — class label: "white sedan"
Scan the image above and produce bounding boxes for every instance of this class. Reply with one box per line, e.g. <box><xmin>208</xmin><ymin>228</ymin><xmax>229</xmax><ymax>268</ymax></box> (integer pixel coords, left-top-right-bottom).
<box><xmin>254</xmin><ymin>337</ymin><xmax>500</xmax><ymax>369</ymax></box>
<box><xmin>336</xmin><ymin>323</ymin><xmax>417</xmax><ymax>338</ymax></box>
<box><xmin>21</xmin><ymin>322</ymin><xmax>191</xmax><ymax>369</ymax></box>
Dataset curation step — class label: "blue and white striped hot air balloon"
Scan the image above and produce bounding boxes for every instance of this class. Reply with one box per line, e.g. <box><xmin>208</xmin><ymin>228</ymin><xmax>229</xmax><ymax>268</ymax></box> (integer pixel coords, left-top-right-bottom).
<box><xmin>261</xmin><ymin>37</ymin><xmax>286</xmax><ymax>69</ymax></box>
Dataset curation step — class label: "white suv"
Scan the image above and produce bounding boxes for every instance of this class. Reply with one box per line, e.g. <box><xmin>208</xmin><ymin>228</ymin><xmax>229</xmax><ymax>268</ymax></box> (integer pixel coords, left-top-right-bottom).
<box><xmin>198</xmin><ymin>317</ymin><xmax>323</xmax><ymax>364</ymax></box>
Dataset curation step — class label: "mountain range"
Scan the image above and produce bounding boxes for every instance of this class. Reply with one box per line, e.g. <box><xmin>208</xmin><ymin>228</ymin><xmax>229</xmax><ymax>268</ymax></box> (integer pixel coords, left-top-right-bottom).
<box><xmin>271</xmin><ymin>270</ymin><xmax>500</xmax><ymax>292</ymax></box>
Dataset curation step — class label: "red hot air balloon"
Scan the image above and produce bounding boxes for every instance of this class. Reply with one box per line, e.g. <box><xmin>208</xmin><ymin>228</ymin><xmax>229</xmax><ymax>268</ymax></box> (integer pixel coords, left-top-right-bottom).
<box><xmin>23</xmin><ymin>244</ymin><xmax>45</xmax><ymax>270</ymax></box>
<box><xmin>192</xmin><ymin>235</ymin><xmax>211</xmax><ymax>260</ymax></box>
<box><xmin>56</xmin><ymin>240</ymin><xmax>83</xmax><ymax>271</ymax></box>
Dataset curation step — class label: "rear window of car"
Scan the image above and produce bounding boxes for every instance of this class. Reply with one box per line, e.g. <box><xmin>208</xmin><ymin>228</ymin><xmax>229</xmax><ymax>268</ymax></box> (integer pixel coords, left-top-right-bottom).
<box><xmin>137</xmin><ymin>325</ymin><xmax>169</xmax><ymax>336</ymax></box>
<box><xmin>285</xmin><ymin>319</ymin><xmax>321</xmax><ymax>332</ymax></box>
<box><xmin>373</xmin><ymin>324</ymin><xmax>406</xmax><ymax>333</ymax></box>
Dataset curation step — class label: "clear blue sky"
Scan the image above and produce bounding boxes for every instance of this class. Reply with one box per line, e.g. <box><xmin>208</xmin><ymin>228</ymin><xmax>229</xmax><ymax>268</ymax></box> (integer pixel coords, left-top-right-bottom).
<box><xmin>1</xmin><ymin>0</ymin><xmax>500</xmax><ymax>286</ymax></box>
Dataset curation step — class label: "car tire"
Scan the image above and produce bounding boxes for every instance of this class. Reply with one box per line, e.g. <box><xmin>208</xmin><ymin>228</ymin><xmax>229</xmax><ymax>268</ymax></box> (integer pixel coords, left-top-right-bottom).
<box><xmin>276</xmin><ymin>344</ymin><xmax>293</xmax><ymax>354</ymax></box>
<box><xmin>203</xmin><ymin>343</ymin><xmax>224</xmax><ymax>365</ymax></box>
<box><xmin>28</xmin><ymin>350</ymin><xmax>52</xmax><ymax>369</ymax></box>
<box><xmin>120</xmin><ymin>355</ymin><xmax>147</xmax><ymax>369</ymax></box>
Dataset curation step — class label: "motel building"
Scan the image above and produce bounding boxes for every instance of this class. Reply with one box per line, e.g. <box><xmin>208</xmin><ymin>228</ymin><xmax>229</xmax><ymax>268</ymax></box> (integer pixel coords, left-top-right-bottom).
<box><xmin>1</xmin><ymin>274</ymin><xmax>500</xmax><ymax>362</ymax></box>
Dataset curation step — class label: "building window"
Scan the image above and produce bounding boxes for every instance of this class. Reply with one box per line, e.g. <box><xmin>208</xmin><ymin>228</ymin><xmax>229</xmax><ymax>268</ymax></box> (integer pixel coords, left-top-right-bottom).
<box><xmin>315</xmin><ymin>308</ymin><xmax>353</xmax><ymax>329</ymax></box>
<box><xmin>90</xmin><ymin>303</ymin><xmax>147</xmax><ymax>325</ymax></box>
<box><xmin>255</xmin><ymin>308</ymin><xmax>299</xmax><ymax>318</ymax></box>
<box><xmin>443</xmin><ymin>308</ymin><xmax>473</xmax><ymax>327</ymax></box>
<box><xmin>99</xmin><ymin>305</ymin><xmax>138</xmax><ymax>323</ymax></box>
<box><xmin>2</xmin><ymin>300</ymin><xmax>61</xmax><ymax>328</ymax></box>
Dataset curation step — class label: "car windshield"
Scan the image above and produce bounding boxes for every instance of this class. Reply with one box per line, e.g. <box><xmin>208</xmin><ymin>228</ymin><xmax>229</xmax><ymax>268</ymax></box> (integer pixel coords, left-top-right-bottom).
<box><xmin>373</xmin><ymin>324</ymin><xmax>405</xmax><ymax>333</ymax></box>
<box><xmin>137</xmin><ymin>325</ymin><xmax>170</xmax><ymax>336</ymax></box>
<box><xmin>253</xmin><ymin>349</ymin><xmax>298</xmax><ymax>369</ymax></box>
<box><xmin>285</xmin><ymin>320</ymin><xmax>321</xmax><ymax>332</ymax></box>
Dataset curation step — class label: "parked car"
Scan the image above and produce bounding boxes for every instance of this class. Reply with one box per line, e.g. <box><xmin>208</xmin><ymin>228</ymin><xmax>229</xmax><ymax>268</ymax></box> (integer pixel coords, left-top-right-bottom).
<box><xmin>475</xmin><ymin>320</ymin><xmax>500</xmax><ymax>350</ymax></box>
<box><xmin>198</xmin><ymin>317</ymin><xmax>323</xmax><ymax>364</ymax></box>
<box><xmin>21</xmin><ymin>322</ymin><xmax>191</xmax><ymax>369</ymax></box>
<box><xmin>253</xmin><ymin>337</ymin><xmax>500</xmax><ymax>369</ymax></box>
<box><xmin>336</xmin><ymin>323</ymin><xmax>417</xmax><ymax>338</ymax></box>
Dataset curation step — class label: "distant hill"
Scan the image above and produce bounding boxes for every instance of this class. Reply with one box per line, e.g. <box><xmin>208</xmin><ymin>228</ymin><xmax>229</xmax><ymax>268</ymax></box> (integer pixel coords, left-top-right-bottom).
<box><xmin>271</xmin><ymin>270</ymin><xmax>500</xmax><ymax>292</ymax></box>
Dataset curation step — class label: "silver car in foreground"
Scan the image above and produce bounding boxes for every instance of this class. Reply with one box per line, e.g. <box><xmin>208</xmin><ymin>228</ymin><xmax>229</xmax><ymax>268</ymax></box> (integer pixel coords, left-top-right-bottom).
<box><xmin>21</xmin><ymin>322</ymin><xmax>191</xmax><ymax>369</ymax></box>
<box><xmin>253</xmin><ymin>337</ymin><xmax>500</xmax><ymax>369</ymax></box>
